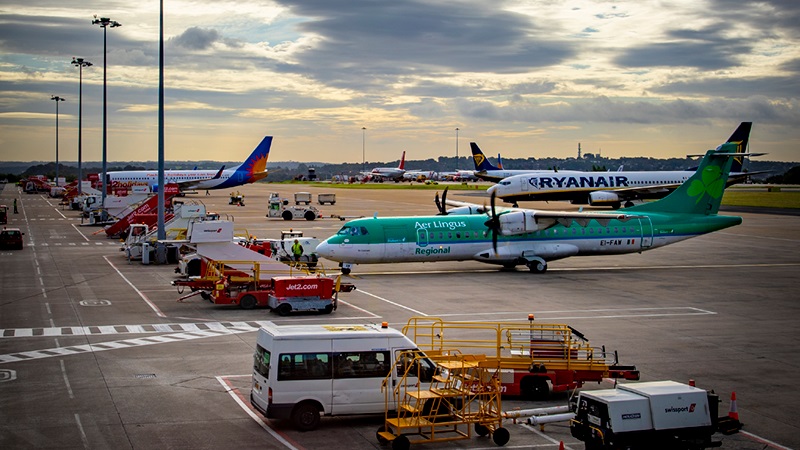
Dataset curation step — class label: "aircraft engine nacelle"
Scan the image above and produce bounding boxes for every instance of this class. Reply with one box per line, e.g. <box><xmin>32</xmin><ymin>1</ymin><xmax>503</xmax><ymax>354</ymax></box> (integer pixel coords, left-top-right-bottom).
<box><xmin>498</xmin><ymin>211</ymin><xmax>554</xmax><ymax>235</ymax></box>
<box><xmin>589</xmin><ymin>191</ymin><xmax>621</xmax><ymax>206</ymax></box>
<box><xmin>447</xmin><ymin>205</ymin><xmax>487</xmax><ymax>215</ymax></box>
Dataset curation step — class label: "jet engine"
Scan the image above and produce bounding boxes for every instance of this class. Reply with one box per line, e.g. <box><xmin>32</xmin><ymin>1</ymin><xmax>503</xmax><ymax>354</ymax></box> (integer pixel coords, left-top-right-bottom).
<box><xmin>589</xmin><ymin>191</ymin><xmax>621</xmax><ymax>206</ymax></box>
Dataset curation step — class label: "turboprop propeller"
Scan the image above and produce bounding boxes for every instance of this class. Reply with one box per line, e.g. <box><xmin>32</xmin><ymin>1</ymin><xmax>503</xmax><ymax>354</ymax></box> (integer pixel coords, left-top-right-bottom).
<box><xmin>483</xmin><ymin>190</ymin><xmax>501</xmax><ymax>252</ymax></box>
<box><xmin>434</xmin><ymin>187</ymin><xmax>449</xmax><ymax>215</ymax></box>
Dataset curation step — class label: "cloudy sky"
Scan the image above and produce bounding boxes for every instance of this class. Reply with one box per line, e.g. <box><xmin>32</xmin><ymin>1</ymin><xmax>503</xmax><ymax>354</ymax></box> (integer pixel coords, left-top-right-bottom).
<box><xmin>1</xmin><ymin>0</ymin><xmax>798</xmax><ymax>165</ymax></box>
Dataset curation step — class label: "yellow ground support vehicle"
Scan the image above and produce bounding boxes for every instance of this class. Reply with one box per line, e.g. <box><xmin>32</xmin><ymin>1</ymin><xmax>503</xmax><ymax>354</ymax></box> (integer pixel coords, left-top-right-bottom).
<box><xmin>377</xmin><ymin>350</ymin><xmax>509</xmax><ymax>450</ymax></box>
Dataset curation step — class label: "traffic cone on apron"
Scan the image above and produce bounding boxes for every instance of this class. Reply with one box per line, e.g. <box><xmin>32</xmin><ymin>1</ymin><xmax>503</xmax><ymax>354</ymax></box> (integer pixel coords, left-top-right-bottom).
<box><xmin>558</xmin><ymin>441</ymin><xmax>564</xmax><ymax>450</ymax></box>
<box><xmin>728</xmin><ymin>392</ymin><xmax>739</xmax><ymax>421</ymax></box>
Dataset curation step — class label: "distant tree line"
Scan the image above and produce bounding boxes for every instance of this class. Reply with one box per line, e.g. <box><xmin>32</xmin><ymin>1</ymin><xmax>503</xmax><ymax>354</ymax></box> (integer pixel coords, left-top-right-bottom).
<box><xmin>1</xmin><ymin>159</ymin><xmax>798</xmax><ymax>184</ymax></box>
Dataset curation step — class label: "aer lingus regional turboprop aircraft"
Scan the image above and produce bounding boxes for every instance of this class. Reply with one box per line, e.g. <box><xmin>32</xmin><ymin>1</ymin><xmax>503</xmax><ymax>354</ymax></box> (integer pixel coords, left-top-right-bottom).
<box><xmin>315</xmin><ymin>141</ymin><xmax>746</xmax><ymax>274</ymax></box>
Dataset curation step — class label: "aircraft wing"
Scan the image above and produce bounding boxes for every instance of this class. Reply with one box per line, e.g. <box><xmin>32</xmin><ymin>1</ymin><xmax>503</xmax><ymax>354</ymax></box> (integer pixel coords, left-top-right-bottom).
<box><xmin>497</xmin><ymin>209</ymin><xmax>639</xmax><ymax>236</ymax></box>
<box><xmin>443</xmin><ymin>197</ymin><xmax>640</xmax><ymax>233</ymax></box>
<box><xmin>168</xmin><ymin>165</ymin><xmax>225</xmax><ymax>191</ymax></box>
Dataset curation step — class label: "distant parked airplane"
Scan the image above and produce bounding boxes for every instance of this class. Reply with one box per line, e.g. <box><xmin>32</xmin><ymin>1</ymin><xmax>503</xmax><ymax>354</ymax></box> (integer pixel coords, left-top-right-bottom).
<box><xmin>107</xmin><ymin>136</ymin><xmax>272</xmax><ymax>192</ymax></box>
<box><xmin>363</xmin><ymin>151</ymin><xmax>406</xmax><ymax>181</ymax></box>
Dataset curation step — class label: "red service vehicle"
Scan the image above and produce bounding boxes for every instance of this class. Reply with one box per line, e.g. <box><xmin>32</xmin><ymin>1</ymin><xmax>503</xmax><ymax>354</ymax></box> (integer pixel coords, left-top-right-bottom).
<box><xmin>0</xmin><ymin>205</ymin><xmax>7</xmax><ymax>224</ymax></box>
<box><xmin>210</xmin><ymin>275</ymin><xmax>337</xmax><ymax>315</ymax></box>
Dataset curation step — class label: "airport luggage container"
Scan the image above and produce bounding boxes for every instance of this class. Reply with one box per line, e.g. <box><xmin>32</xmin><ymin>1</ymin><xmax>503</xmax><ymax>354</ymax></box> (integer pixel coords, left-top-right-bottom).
<box><xmin>403</xmin><ymin>316</ymin><xmax>639</xmax><ymax>400</ymax></box>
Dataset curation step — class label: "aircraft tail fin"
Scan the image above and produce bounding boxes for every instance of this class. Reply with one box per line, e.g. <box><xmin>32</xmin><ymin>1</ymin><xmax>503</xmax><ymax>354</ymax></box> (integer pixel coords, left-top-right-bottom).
<box><xmin>398</xmin><ymin>151</ymin><xmax>406</xmax><ymax>170</ymax></box>
<box><xmin>725</xmin><ymin>122</ymin><xmax>752</xmax><ymax>172</ymax></box>
<box><xmin>231</xmin><ymin>136</ymin><xmax>272</xmax><ymax>182</ymax></box>
<box><xmin>497</xmin><ymin>154</ymin><xmax>504</xmax><ymax>169</ymax></box>
<box><xmin>625</xmin><ymin>142</ymin><xmax>739</xmax><ymax>216</ymax></box>
<box><xmin>470</xmin><ymin>143</ymin><xmax>501</xmax><ymax>171</ymax></box>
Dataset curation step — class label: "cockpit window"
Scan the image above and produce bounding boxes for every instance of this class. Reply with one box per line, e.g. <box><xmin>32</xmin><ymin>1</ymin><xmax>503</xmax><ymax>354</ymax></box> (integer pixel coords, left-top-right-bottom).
<box><xmin>336</xmin><ymin>226</ymin><xmax>369</xmax><ymax>236</ymax></box>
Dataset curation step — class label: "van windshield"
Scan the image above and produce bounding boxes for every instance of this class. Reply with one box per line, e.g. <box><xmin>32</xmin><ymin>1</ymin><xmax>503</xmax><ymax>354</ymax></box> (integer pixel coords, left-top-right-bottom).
<box><xmin>254</xmin><ymin>344</ymin><xmax>270</xmax><ymax>379</ymax></box>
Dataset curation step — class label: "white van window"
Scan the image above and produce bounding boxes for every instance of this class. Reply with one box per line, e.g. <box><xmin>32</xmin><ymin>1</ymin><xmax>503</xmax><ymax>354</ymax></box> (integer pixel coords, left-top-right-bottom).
<box><xmin>334</xmin><ymin>351</ymin><xmax>390</xmax><ymax>378</ymax></box>
<box><xmin>278</xmin><ymin>352</ymin><xmax>331</xmax><ymax>380</ymax></box>
<box><xmin>254</xmin><ymin>344</ymin><xmax>270</xmax><ymax>379</ymax></box>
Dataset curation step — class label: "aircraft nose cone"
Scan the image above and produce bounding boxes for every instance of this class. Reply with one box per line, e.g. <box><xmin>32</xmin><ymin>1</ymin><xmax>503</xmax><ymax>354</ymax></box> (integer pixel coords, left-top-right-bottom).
<box><xmin>315</xmin><ymin>241</ymin><xmax>333</xmax><ymax>258</ymax></box>
<box><xmin>486</xmin><ymin>184</ymin><xmax>497</xmax><ymax>196</ymax></box>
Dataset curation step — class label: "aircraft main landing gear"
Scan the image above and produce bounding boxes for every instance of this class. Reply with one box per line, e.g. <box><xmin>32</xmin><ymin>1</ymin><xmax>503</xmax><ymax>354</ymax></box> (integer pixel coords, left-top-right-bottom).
<box><xmin>526</xmin><ymin>258</ymin><xmax>547</xmax><ymax>274</ymax></box>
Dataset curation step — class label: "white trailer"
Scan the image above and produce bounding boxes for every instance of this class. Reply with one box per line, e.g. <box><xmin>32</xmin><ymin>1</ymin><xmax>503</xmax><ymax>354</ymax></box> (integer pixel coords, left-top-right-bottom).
<box><xmin>570</xmin><ymin>380</ymin><xmax>741</xmax><ymax>449</ymax></box>
<box><xmin>317</xmin><ymin>193</ymin><xmax>336</xmax><ymax>205</ymax></box>
<box><xmin>294</xmin><ymin>192</ymin><xmax>312</xmax><ymax>205</ymax></box>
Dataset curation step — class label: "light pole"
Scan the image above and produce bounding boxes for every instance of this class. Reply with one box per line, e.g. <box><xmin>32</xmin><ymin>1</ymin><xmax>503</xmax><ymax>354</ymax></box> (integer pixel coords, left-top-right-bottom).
<box><xmin>361</xmin><ymin>127</ymin><xmax>366</xmax><ymax>172</ymax></box>
<box><xmin>71</xmin><ymin>57</ymin><xmax>92</xmax><ymax>194</ymax></box>
<box><xmin>455</xmin><ymin>127</ymin><xmax>459</xmax><ymax>171</ymax></box>
<box><xmin>50</xmin><ymin>96</ymin><xmax>65</xmax><ymax>186</ymax></box>
<box><xmin>92</xmin><ymin>16</ymin><xmax>121</xmax><ymax>212</ymax></box>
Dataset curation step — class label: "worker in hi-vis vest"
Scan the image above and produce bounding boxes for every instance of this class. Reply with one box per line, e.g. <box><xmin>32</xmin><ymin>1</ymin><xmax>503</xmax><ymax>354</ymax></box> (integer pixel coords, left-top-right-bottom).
<box><xmin>291</xmin><ymin>239</ymin><xmax>304</xmax><ymax>261</ymax></box>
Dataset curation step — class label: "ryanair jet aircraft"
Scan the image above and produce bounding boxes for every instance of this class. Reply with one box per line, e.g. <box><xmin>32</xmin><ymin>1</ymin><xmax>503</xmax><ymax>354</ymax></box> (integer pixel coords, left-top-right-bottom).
<box><xmin>316</xmin><ymin>141</ymin><xmax>747</xmax><ymax>274</ymax></box>
<box><xmin>484</xmin><ymin>122</ymin><xmax>757</xmax><ymax>208</ymax></box>
<box><xmin>106</xmin><ymin>136</ymin><xmax>272</xmax><ymax>192</ymax></box>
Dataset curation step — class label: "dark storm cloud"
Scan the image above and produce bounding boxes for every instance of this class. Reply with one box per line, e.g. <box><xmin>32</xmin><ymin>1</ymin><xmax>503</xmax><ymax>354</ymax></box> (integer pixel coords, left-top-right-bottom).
<box><xmin>273</xmin><ymin>0</ymin><xmax>574</xmax><ymax>88</ymax></box>
<box><xmin>170</xmin><ymin>27</ymin><xmax>222</xmax><ymax>51</ymax></box>
<box><xmin>169</xmin><ymin>27</ymin><xmax>245</xmax><ymax>51</ymax></box>
<box><xmin>0</xmin><ymin>14</ymin><xmax>102</xmax><ymax>56</ymax></box>
<box><xmin>652</xmin><ymin>76</ymin><xmax>800</xmax><ymax>99</ymax></box>
<box><xmin>455</xmin><ymin>96</ymin><xmax>800</xmax><ymax>125</ymax></box>
<box><xmin>614</xmin><ymin>24</ymin><xmax>751</xmax><ymax>70</ymax></box>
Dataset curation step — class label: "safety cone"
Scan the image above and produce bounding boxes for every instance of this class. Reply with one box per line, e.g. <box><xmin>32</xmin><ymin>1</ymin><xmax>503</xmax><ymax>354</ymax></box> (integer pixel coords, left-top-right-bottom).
<box><xmin>558</xmin><ymin>441</ymin><xmax>565</xmax><ymax>450</ymax></box>
<box><xmin>728</xmin><ymin>392</ymin><xmax>739</xmax><ymax>421</ymax></box>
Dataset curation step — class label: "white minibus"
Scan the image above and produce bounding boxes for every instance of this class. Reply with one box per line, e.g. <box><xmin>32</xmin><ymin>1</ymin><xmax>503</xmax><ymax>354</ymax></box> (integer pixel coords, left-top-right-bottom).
<box><xmin>250</xmin><ymin>321</ymin><xmax>435</xmax><ymax>431</ymax></box>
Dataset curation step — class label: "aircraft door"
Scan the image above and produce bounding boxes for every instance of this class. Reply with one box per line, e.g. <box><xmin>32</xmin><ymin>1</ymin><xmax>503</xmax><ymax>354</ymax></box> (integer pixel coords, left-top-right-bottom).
<box><xmin>638</xmin><ymin>216</ymin><xmax>653</xmax><ymax>249</ymax></box>
<box><xmin>416</xmin><ymin>228</ymin><xmax>429</xmax><ymax>247</ymax></box>
<box><xmin>520</xmin><ymin>176</ymin><xmax>529</xmax><ymax>192</ymax></box>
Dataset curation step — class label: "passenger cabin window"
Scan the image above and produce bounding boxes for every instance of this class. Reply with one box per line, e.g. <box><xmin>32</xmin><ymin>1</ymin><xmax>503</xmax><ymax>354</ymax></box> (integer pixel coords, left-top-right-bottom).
<box><xmin>334</xmin><ymin>351</ymin><xmax>390</xmax><ymax>379</ymax></box>
<box><xmin>277</xmin><ymin>352</ymin><xmax>331</xmax><ymax>381</ymax></box>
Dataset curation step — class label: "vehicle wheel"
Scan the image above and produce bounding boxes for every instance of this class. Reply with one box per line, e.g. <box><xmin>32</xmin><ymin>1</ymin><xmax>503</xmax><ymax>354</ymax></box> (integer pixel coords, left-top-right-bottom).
<box><xmin>276</xmin><ymin>303</ymin><xmax>292</xmax><ymax>316</ymax></box>
<box><xmin>282</xmin><ymin>211</ymin><xmax>293</xmax><ymax>221</ymax></box>
<box><xmin>391</xmin><ymin>434</ymin><xmax>410</xmax><ymax>450</ymax></box>
<box><xmin>502</xmin><ymin>262</ymin><xmax>517</xmax><ymax>269</ymax></box>
<box><xmin>240</xmin><ymin>295</ymin><xmax>257</xmax><ymax>310</ymax></box>
<box><xmin>624</xmin><ymin>201</ymin><xmax>634</xmax><ymax>208</ymax></box>
<box><xmin>304</xmin><ymin>211</ymin><xmax>316</xmax><ymax>221</ymax></box>
<box><xmin>527</xmin><ymin>260</ymin><xmax>547</xmax><ymax>274</ymax></box>
<box><xmin>331</xmin><ymin>202</ymin><xmax>335</xmax><ymax>205</ymax></box>
<box><xmin>341</xmin><ymin>267</ymin><xmax>351</xmax><ymax>275</ymax></box>
<box><xmin>376</xmin><ymin>426</ymin><xmax>389</xmax><ymax>445</ymax></box>
<box><xmin>492</xmin><ymin>427</ymin><xmax>510</xmax><ymax>446</ymax></box>
<box><xmin>475</xmin><ymin>423</ymin><xmax>490</xmax><ymax>437</ymax></box>
<box><xmin>291</xmin><ymin>402</ymin><xmax>320</xmax><ymax>431</ymax></box>
<box><xmin>522</xmin><ymin>377</ymin><xmax>550</xmax><ymax>401</ymax></box>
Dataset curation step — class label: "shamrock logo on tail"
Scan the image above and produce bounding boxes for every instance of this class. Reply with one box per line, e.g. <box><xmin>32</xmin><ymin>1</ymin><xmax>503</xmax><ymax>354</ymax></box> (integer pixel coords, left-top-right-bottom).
<box><xmin>687</xmin><ymin>166</ymin><xmax>725</xmax><ymax>203</ymax></box>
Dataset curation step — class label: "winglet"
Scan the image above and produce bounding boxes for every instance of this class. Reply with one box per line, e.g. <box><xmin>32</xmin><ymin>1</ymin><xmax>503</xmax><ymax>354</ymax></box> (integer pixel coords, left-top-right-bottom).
<box><xmin>212</xmin><ymin>165</ymin><xmax>225</xmax><ymax>179</ymax></box>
